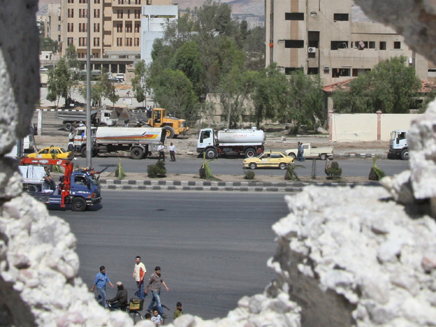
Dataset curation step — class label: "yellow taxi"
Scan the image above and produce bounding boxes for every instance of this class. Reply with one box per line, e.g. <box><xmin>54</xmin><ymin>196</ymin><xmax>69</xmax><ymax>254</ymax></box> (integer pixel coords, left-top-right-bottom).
<box><xmin>243</xmin><ymin>152</ymin><xmax>294</xmax><ymax>170</ymax></box>
<box><xmin>27</xmin><ymin>147</ymin><xmax>73</xmax><ymax>159</ymax></box>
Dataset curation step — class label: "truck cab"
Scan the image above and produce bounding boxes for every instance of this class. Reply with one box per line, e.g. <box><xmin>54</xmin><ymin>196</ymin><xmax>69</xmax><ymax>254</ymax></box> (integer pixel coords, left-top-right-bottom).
<box><xmin>389</xmin><ymin>130</ymin><xmax>409</xmax><ymax>160</ymax></box>
<box><xmin>197</xmin><ymin>129</ymin><xmax>215</xmax><ymax>158</ymax></box>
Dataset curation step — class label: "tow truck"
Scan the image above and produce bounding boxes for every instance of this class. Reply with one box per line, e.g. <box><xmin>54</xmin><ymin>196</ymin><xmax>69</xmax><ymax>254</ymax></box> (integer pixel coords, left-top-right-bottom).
<box><xmin>19</xmin><ymin>158</ymin><xmax>102</xmax><ymax>211</ymax></box>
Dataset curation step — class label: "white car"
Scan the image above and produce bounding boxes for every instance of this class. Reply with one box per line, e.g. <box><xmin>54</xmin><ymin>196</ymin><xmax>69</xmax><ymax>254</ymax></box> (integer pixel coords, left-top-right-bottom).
<box><xmin>285</xmin><ymin>143</ymin><xmax>333</xmax><ymax>160</ymax></box>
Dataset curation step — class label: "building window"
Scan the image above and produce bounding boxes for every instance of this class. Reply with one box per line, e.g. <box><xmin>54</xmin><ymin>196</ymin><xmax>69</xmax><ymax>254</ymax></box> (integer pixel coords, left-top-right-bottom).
<box><xmin>79</xmin><ymin>9</ymin><xmax>87</xmax><ymax>18</ymax></box>
<box><xmin>135</xmin><ymin>22</ymin><xmax>140</xmax><ymax>33</ymax></box>
<box><xmin>332</xmin><ymin>68</ymin><xmax>350</xmax><ymax>78</ymax></box>
<box><xmin>68</xmin><ymin>23</ymin><xmax>74</xmax><ymax>32</ymax></box>
<box><xmin>394</xmin><ymin>41</ymin><xmax>401</xmax><ymax>49</ymax></box>
<box><xmin>284</xmin><ymin>67</ymin><xmax>303</xmax><ymax>75</ymax></box>
<box><xmin>68</xmin><ymin>0</ymin><xmax>74</xmax><ymax>3</ymax></box>
<box><xmin>380</xmin><ymin>41</ymin><xmax>386</xmax><ymax>50</ymax></box>
<box><xmin>94</xmin><ymin>9</ymin><xmax>100</xmax><ymax>18</ymax></box>
<box><xmin>134</xmin><ymin>10</ymin><xmax>140</xmax><ymax>19</ymax></box>
<box><xmin>134</xmin><ymin>37</ymin><xmax>139</xmax><ymax>46</ymax></box>
<box><xmin>284</xmin><ymin>40</ymin><xmax>304</xmax><ymax>48</ymax></box>
<box><xmin>352</xmin><ymin>68</ymin><xmax>370</xmax><ymax>77</ymax></box>
<box><xmin>117</xmin><ymin>23</ymin><xmax>123</xmax><ymax>32</ymax></box>
<box><xmin>117</xmin><ymin>38</ymin><xmax>123</xmax><ymax>46</ymax></box>
<box><xmin>334</xmin><ymin>13</ymin><xmax>349</xmax><ymax>21</ymax></box>
<box><xmin>135</xmin><ymin>0</ymin><xmax>141</xmax><ymax>3</ymax></box>
<box><xmin>94</xmin><ymin>23</ymin><xmax>100</xmax><ymax>32</ymax></box>
<box><xmin>369</xmin><ymin>41</ymin><xmax>375</xmax><ymax>49</ymax></box>
<box><xmin>126</xmin><ymin>38</ymin><xmax>133</xmax><ymax>46</ymax></box>
<box><xmin>117</xmin><ymin>10</ymin><xmax>123</xmax><ymax>18</ymax></box>
<box><xmin>68</xmin><ymin>8</ymin><xmax>74</xmax><ymax>18</ymax></box>
<box><xmin>331</xmin><ymin>41</ymin><xmax>348</xmax><ymax>50</ymax></box>
<box><xmin>308</xmin><ymin>52</ymin><xmax>315</xmax><ymax>58</ymax></box>
<box><xmin>67</xmin><ymin>37</ymin><xmax>73</xmax><ymax>45</ymax></box>
<box><xmin>79</xmin><ymin>0</ymin><xmax>88</xmax><ymax>3</ymax></box>
<box><xmin>307</xmin><ymin>68</ymin><xmax>319</xmax><ymax>75</ymax></box>
<box><xmin>78</xmin><ymin>37</ymin><xmax>87</xmax><ymax>46</ymax></box>
<box><xmin>94</xmin><ymin>0</ymin><xmax>100</xmax><ymax>3</ymax></box>
<box><xmin>128</xmin><ymin>10</ymin><xmax>131</xmax><ymax>19</ymax></box>
<box><xmin>94</xmin><ymin>37</ymin><xmax>100</xmax><ymax>46</ymax></box>
<box><xmin>126</xmin><ymin>23</ymin><xmax>132</xmax><ymax>33</ymax></box>
<box><xmin>118</xmin><ymin>0</ymin><xmax>124</xmax><ymax>3</ymax></box>
<box><xmin>285</xmin><ymin>12</ymin><xmax>304</xmax><ymax>20</ymax></box>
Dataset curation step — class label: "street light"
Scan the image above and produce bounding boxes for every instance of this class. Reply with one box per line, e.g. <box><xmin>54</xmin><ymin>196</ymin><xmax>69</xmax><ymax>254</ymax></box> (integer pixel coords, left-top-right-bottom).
<box><xmin>86</xmin><ymin>0</ymin><xmax>92</xmax><ymax>167</ymax></box>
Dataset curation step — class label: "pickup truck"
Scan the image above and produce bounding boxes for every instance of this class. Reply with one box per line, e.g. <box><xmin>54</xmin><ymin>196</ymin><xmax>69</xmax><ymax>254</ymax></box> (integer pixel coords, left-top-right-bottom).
<box><xmin>285</xmin><ymin>143</ymin><xmax>333</xmax><ymax>160</ymax></box>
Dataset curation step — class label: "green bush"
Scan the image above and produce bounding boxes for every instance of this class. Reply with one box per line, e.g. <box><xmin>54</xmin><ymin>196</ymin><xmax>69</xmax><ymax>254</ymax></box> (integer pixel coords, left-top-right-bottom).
<box><xmin>199</xmin><ymin>153</ymin><xmax>220</xmax><ymax>181</ymax></box>
<box><xmin>147</xmin><ymin>161</ymin><xmax>167</xmax><ymax>178</ymax></box>
<box><xmin>370</xmin><ymin>156</ymin><xmax>386</xmax><ymax>181</ymax></box>
<box><xmin>285</xmin><ymin>164</ymin><xmax>300</xmax><ymax>181</ymax></box>
<box><xmin>244</xmin><ymin>170</ymin><xmax>255</xmax><ymax>180</ymax></box>
<box><xmin>326</xmin><ymin>161</ymin><xmax>342</xmax><ymax>180</ymax></box>
<box><xmin>115</xmin><ymin>160</ymin><xmax>126</xmax><ymax>180</ymax></box>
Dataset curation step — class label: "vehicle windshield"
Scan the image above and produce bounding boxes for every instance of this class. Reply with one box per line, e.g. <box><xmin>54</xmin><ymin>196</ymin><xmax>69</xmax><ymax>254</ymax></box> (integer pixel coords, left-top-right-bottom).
<box><xmin>390</xmin><ymin>131</ymin><xmax>396</xmax><ymax>141</ymax></box>
<box><xmin>61</xmin><ymin>148</ymin><xmax>67</xmax><ymax>152</ymax></box>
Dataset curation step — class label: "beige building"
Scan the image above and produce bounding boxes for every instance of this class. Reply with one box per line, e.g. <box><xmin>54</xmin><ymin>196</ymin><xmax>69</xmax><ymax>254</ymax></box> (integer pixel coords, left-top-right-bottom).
<box><xmin>60</xmin><ymin>0</ymin><xmax>171</xmax><ymax>73</ymax></box>
<box><xmin>265</xmin><ymin>0</ymin><xmax>436</xmax><ymax>85</ymax></box>
<box><xmin>46</xmin><ymin>4</ymin><xmax>62</xmax><ymax>42</ymax></box>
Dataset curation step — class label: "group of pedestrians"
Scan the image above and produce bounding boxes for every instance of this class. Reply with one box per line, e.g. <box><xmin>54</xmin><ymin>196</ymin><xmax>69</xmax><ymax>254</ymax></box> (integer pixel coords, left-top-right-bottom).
<box><xmin>90</xmin><ymin>256</ymin><xmax>181</xmax><ymax>324</ymax></box>
<box><xmin>157</xmin><ymin>142</ymin><xmax>177</xmax><ymax>162</ymax></box>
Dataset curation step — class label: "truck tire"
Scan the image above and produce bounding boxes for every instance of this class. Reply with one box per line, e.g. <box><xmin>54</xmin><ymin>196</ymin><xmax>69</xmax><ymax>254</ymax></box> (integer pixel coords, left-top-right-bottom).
<box><xmin>279</xmin><ymin>163</ymin><xmax>287</xmax><ymax>170</ymax></box>
<box><xmin>163</xmin><ymin>126</ymin><xmax>175</xmax><ymax>138</ymax></box>
<box><xmin>131</xmin><ymin>147</ymin><xmax>144</xmax><ymax>159</ymax></box>
<box><xmin>71</xmin><ymin>197</ymin><xmax>86</xmax><ymax>212</ymax></box>
<box><xmin>245</xmin><ymin>148</ymin><xmax>256</xmax><ymax>158</ymax></box>
<box><xmin>249</xmin><ymin>163</ymin><xmax>256</xmax><ymax>170</ymax></box>
<box><xmin>288</xmin><ymin>152</ymin><xmax>296</xmax><ymax>159</ymax></box>
<box><xmin>205</xmin><ymin>148</ymin><xmax>217</xmax><ymax>159</ymax></box>
<box><xmin>99</xmin><ymin>123</ymin><xmax>107</xmax><ymax>127</ymax></box>
<box><xmin>320</xmin><ymin>153</ymin><xmax>326</xmax><ymax>160</ymax></box>
<box><xmin>401</xmin><ymin>149</ymin><xmax>409</xmax><ymax>160</ymax></box>
<box><xmin>81</xmin><ymin>146</ymin><xmax>87</xmax><ymax>158</ymax></box>
<box><xmin>64</xmin><ymin>123</ymin><xmax>72</xmax><ymax>131</ymax></box>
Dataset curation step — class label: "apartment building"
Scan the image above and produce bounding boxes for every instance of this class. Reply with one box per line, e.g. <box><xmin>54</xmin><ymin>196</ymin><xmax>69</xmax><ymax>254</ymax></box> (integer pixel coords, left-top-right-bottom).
<box><xmin>60</xmin><ymin>0</ymin><xmax>172</xmax><ymax>74</ymax></box>
<box><xmin>265</xmin><ymin>0</ymin><xmax>436</xmax><ymax>85</ymax></box>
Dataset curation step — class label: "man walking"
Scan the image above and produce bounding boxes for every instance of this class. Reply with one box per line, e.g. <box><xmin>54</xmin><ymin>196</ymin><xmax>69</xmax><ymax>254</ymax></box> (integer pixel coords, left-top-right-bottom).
<box><xmin>299</xmin><ymin>142</ymin><xmax>305</xmax><ymax>162</ymax></box>
<box><xmin>133</xmin><ymin>256</ymin><xmax>146</xmax><ymax>300</ymax></box>
<box><xmin>90</xmin><ymin>266</ymin><xmax>114</xmax><ymax>308</ymax></box>
<box><xmin>158</xmin><ymin>142</ymin><xmax>165</xmax><ymax>161</ymax></box>
<box><xmin>169</xmin><ymin>142</ymin><xmax>176</xmax><ymax>161</ymax></box>
<box><xmin>145</xmin><ymin>266</ymin><xmax>169</xmax><ymax>318</ymax></box>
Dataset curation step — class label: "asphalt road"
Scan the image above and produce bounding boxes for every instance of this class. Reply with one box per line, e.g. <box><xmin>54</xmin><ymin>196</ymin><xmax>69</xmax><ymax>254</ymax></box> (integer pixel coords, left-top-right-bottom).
<box><xmin>71</xmin><ymin>156</ymin><xmax>410</xmax><ymax>177</ymax></box>
<box><xmin>54</xmin><ymin>191</ymin><xmax>290</xmax><ymax>320</ymax></box>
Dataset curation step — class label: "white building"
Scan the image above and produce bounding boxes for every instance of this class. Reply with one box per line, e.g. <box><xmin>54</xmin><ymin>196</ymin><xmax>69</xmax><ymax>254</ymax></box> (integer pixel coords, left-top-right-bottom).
<box><xmin>140</xmin><ymin>5</ymin><xmax>178</xmax><ymax>66</ymax></box>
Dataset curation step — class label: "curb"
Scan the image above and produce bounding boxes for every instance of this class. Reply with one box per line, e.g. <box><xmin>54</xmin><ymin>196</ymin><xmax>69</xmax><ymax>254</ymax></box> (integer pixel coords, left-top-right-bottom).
<box><xmin>333</xmin><ymin>153</ymin><xmax>388</xmax><ymax>159</ymax></box>
<box><xmin>99</xmin><ymin>179</ymin><xmax>381</xmax><ymax>193</ymax></box>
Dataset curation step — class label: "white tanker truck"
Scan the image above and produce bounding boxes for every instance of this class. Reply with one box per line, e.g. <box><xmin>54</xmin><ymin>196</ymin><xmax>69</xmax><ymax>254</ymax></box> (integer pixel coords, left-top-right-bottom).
<box><xmin>197</xmin><ymin>127</ymin><xmax>265</xmax><ymax>159</ymax></box>
<box><xmin>73</xmin><ymin>126</ymin><xmax>166</xmax><ymax>159</ymax></box>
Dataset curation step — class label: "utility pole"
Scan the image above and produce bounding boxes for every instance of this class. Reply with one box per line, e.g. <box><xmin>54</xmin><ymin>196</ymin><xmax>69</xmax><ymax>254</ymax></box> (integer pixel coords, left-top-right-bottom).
<box><xmin>86</xmin><ymin>0</ymin><xmax>92</xmax><ymax>168</ymax></box>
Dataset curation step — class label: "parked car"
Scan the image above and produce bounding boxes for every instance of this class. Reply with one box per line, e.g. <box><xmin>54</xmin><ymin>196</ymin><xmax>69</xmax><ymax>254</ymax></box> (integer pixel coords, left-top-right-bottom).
<box><xmin>27</xmin><ymin>147</ymin><xmax>73</xmax><ymax>159</ymax></box>
<box><xmin>243</xmin><ymin>152</ymin><xmax>294</xmax><ymax>170</ymax></box>
<box><xmin>285</xmin><ymin>143</ymin><xmax>333</xmax><ymax>160</ymax></box>
<box><xmin>116</xmin><ymin>73</ymin><xmax>124</xmax><ymax>82</ymax></box>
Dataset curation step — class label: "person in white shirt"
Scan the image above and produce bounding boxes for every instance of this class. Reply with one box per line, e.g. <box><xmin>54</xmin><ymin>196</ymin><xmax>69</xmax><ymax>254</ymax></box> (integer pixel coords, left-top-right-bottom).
<box><xmin>133</xmin><ymin>256</ymin><xmax>146</xmax><ymax>300</ymax></box>
<box><xmin>169</xmin><ymin>143</ymin><xmax>176</xmax><ymax>161</ymax></box>
<box><xmin>157</xmin><ymin>142</ymin><xmax>165</xmax><ymax>161</ymax></box>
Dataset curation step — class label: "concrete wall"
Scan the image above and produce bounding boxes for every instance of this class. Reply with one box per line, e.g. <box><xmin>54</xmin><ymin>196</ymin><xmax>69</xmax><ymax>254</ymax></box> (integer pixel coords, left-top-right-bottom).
<box><xmin>330</xmin><ymin>112</ymin><xmax>421</xmax><ymax>141</ymax></box>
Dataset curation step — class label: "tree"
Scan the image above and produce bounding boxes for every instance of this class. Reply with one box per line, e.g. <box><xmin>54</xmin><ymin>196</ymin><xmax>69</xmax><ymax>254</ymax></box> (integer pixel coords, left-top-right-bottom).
<box><xmin>65</xmin><ymin>43</ymin><xmax>79</xmax><ymax>70</ymax></box>
<box><xmin>283</xmin><ymin>70</ymin><xmax>324</xmax><ymax>129</ymax></box>
<box><xmin>101</xmin><ymin>72</ymin><xmax>119</xmax><ymax>108</ymax></box>
<box><xmin>332</xmin><ymin>56</ymin><xmax>421</xmax><ymax>113</ymax></box>
<box><xmin>46</xmin><ymin>57</ymin><xmax>71</xmax><ymax>107</ymax></box>
<box><xmin>79</xmin><ymin>82</ymin><xmax>104</xmax><ymax>106</ymax></box>
<box><xmin>40</xmin><ymin>37</ymin><xmax>59</xmax><ymax>52</ymax></box>
<box><xmin>132</xmin><ymin>60</ymin><xmax>148</xmax><ymax>106</ymax></box>
<box><xmin>150</xmin><ymin>69</ymin><xmax>199</xmax><ymax>124</ymax></box>
<box><xmin>250</xmin><ymin>63</ymin><xmax>289</xmax><ymax>128</ymax></box>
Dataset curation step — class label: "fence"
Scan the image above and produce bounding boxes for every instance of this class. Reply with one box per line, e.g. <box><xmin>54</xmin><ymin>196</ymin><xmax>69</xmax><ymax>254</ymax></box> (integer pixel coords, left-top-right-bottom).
<box><xmin>329</xmin><ymin>111</ymin><xmax>421</xmax><ymax>142</ymax></box>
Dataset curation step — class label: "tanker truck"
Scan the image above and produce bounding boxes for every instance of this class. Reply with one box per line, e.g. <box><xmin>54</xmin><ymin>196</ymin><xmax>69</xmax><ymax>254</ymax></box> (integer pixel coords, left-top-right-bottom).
<box><xmin>197</xmin><ymin>127</ymin><xmax>265</xmax><ymax>159</ymax></box>
<box><xmin>73</xmin><ymin>126</ymin><xmax>166</xmax><ymax>159</ymax></box>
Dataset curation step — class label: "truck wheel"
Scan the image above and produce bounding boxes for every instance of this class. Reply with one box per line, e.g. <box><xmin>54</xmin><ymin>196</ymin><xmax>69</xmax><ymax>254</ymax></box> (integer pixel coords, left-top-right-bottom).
<box><xmin>99</xmin><ymin>123</ymin><xmax>107</xmax><ymax>127</ymax></box>
<box><xmin>249</xmin><ymin>163</ymin><xmax>256</xmax><ymax>170</ymax></box>
<box><xmin>288</xmin><ymin>152</ymin><xmax>296</xmax><ymax>159</ymax></box>
<box><xmin>131</xmin><ymin>147</ymin><xmax>144</xmax><ymax>159</ymax></box>
<box><xmin>279</xmin><ymin>163</ymin><xmax>287</xmax><ymax>170</ymax></box>
<box><xmin>205</xmin><ymin>148</ymin><xmax>217</xmax><ymax>159</ymax></box>
<box><xmin>81</xmin><ymin>147</ymin><xmax>87</xmax><ymax>158</ymax></box>
<box><xmin>163</xmin><ymin>126</ymin><xmax>175</xmax><ymax>138</ymax></box>
<box><xmin>401</xmin><ymin>149</ymin><xmax>409</xmax><ymax>160</ymax></box>
<box><xmin>320</xmin><ymin>154</ymin><xmax>326</xmax><ymax>160</ymax></box>
<box><xmin>245</xmin><ymin>148</ymin><xmax>256</xmax><ymax>158</ymax></box>
<box><xmin>64</xmin><ymin>123</ymin><xmax>72</xmax><ymax>131</ymax></box>
<box><xmin>71</xmin><ymin>197</ymin><xmax>86</xmax><ymax>212</ymax></box>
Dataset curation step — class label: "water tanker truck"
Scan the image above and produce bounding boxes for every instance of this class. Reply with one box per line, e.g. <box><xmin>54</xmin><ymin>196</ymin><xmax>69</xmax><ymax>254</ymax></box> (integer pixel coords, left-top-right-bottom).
<box><xmin>197</xmin><ymin>127</ymin><xmax>265</xmax><ymax>159</ymax></box>
<box><xmin>74</xmin><ymin>126</ymin><xmax>166</xmax><ymax>159</ymax></box>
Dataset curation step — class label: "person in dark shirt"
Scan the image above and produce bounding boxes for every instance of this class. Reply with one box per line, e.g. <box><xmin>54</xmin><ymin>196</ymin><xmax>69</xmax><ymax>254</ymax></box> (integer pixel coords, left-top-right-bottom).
<box><xmin>107</xmin><ymin>281</ymin><xmax>128</xmax><ymax>311</ymax></box>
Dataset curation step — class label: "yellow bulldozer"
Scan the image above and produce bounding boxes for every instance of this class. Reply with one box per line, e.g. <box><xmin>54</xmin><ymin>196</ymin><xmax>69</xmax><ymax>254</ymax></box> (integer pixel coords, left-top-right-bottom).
<box><xmin>147</xmin><ymin>108</ymin><xmax>189</xmax><ymax>138</ymax></box>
